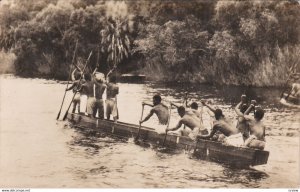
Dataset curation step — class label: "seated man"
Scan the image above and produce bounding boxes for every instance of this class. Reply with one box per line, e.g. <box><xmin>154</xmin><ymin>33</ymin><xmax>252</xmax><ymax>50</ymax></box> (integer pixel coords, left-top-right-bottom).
<box><xmin>234</xmin><ymin>95</ymin><xmax>252</xmax><ymax>141</ymax></box>
<box><xmin>197</xmin><ymin>100</ymin><xmax>244</xmax><ymax>147</ymax></box>
<box><xmin>243</xmin><ymin>104</ymin><xmax>266</xmax><ymax>150</ymax></box>
<box><xmin>166</xmin><ymin>106</ymin><xmax>208</xmax><ymax>141</ymax></box>
<box><xmin>140</xmin><ymin>94</ymin><xmax>169</xmax><ymax>125</ymax></box>
<box><xmin>171</xmin><ymin>101</ymin><xmax>202</xmax><ymax>120</ymax></box>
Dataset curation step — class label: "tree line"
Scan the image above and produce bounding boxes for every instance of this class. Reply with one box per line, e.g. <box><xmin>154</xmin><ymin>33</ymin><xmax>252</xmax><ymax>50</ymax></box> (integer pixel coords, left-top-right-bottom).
<box><xmin>0</xmin><ymin>0</ymin><xmax>299</xmax><ymax>86</ymax></box>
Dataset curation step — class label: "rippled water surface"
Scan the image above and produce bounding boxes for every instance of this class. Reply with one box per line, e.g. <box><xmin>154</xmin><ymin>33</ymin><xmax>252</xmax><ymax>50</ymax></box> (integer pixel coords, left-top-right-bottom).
<box><xmin>0</xmin><ymin>75</ymin><xmax>299</xmax><ymax>188</ymax></box>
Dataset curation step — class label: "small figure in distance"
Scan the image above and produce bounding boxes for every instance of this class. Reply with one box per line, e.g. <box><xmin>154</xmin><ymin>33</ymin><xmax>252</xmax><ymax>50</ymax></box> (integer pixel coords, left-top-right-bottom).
<box><xmin>197</xmin><ymin>100</ymin><xmax>244</xmax><ymax>147</ymax></box>
<box><xmin>289</xmin><ymin>83</ymin><xmax>300</xmax><ymax>98</ymax></box>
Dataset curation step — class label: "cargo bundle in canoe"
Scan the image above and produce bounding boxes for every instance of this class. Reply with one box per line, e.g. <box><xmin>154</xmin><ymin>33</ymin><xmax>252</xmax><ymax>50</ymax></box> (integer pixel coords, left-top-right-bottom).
<box><xmin>67</xmin><ymin>113</ymin><xmax>269</xmax><ymax>168</ymax></box>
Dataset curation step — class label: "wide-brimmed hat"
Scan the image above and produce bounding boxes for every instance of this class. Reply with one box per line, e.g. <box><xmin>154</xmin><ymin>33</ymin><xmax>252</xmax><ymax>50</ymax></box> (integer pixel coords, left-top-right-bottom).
<box><xmin>94</xmin><ymin>72</ymin><xmax>105</xmax><ymax>82</ymax></box>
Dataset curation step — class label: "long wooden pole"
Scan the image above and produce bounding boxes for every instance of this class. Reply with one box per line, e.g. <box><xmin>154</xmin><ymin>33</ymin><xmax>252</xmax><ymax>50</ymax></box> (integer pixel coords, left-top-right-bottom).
<box><xmin>134</xmin><ymin>104</ymin><xmax>144</xmax><ymax>142</ymax></box>
<box><xmin>56</xmin><ymin>40</ymin><xmax>78</xmax><ymax>120</ymax></box>
<box><xmin>162</xmin><ymin>105</ymin><xmax>171</xmax><ymax>146</ymax></box>
<box><xmin>62</xmin><ymin>51</ymin><xmax>93</xmax><ymax>121</ymax></box>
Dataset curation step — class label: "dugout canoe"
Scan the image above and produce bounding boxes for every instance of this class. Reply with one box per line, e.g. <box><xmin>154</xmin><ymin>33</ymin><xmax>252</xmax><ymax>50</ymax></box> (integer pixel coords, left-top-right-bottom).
<box><xmin>67</xmin><ymin>113</ymin><xmax>269</xmax><ymax>168</ymax></box>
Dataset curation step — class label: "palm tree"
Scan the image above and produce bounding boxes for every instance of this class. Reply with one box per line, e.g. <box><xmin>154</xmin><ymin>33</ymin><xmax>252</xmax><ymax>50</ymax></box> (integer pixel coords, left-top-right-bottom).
<box><xmin>100</xmin><ymin>17</ymin><xmax>131</xmax><ymax>77</ymax></box>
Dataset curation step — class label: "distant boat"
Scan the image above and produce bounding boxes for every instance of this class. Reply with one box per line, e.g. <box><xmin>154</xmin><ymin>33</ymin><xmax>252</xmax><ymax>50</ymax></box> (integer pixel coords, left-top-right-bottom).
<box><xmin>280</xmin><ymin>93</ymin><xmax>300</xmax><ymax>108</ymax></box>
<box><xmin>119</xmin><ymin>73</ymin><xmax>146</xmax><ymax>83</ymax></box>
<box><xmin>67</xmin><ymin>113</ymin><xmax>270</xmax><ymax>168</ymax></box>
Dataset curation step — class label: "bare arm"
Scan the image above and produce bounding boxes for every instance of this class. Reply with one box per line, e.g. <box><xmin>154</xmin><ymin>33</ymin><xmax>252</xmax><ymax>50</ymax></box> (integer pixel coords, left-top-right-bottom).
<box><xmin>140</xmin><ymin>109</ymin><xmax>155</xmax><ymax>124</ymax></box>
<box><xmin>235</xmin><ymin>102</ymin><xmax>243</xmax><ymax>116</ymax></box>
<box><xmin>244</xmin><ymin>104</ymin><xmax>255</xmax><ymax>117</ymax></box>
<box><xmin>106</xmin><ymin>66</ymin><xmax>117</xmax><ymax>81</ymax></box>
<box><xmin>201</xmin><ymin>100</ymin><xmax>216</xmax><ymax>113</ymax></box>
<box><xmin>142</xmin><ymin>102</ymin><xmax>154</xmax><ymax>107</ymax></box>
<box><xmin>92</xmin><ymin>67</ymin><xmax>98</xmax><ymax>75</ymax></box>
<box><xmin>66</xmin><ymin>82</ymin><xmax>76</xmax><ymax>91</ymax></box>
<box><xmin>167</xmin><ymin>119</ymin><xmax>183</xmax><ymax>131</ymax></box>
<box><xmin>197</xmin><ymin>126</ymin><xmax>218</xmax><ymax>139</ymax></box>
<box><xmin>170</xmin><ymin>102</ymin><xmax>179</xmax><ymax>108</ymax></box>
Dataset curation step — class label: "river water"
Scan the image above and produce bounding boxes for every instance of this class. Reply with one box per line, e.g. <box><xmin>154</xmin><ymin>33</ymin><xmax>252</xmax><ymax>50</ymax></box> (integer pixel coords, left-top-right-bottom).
<box><xmin>0</xmin><ymin>75</ymin><xmax>299</xmax><ymax>188</ymax></box>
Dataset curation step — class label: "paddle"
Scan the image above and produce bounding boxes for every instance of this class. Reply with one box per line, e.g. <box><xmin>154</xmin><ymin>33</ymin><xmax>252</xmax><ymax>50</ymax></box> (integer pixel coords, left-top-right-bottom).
<box><xmin>162</xmin><ymin>105</ymin><xmax>172</xmax><ymax>146</ymax></box>
<box><xmin>134</xmin><ymin>104</ymin><xmax>145</xmax><ymax>142</ymax></box>
<box><xmin>56</xmin><ymin>41</ymin><xmax>78</xmax><ymax>120</ymax></box>
<box><xmin>62</xmin><ymin>51</ymin><xmax>93</xmax><ymax>121</ymax></box>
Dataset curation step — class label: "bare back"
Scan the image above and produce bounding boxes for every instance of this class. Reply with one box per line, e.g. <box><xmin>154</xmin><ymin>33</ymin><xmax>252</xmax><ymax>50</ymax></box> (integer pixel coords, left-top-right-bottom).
<box><xmin>107</xmin><ymin>83</ymin><xmax>119</xmax><ymax>99</ymax></box>
<box><xmin>246</xmin><ymin>118</ymin><xmax>265</xmax><ymax>141</ymax></box>
<box><xmin>152</xmin><ymin>104</ymin><xmax>169</xmax><ymax>125</ymax></box>
<box><xmin>95</xmin><ymin>82</ymin><xmax>106</xmax><ymax>100</ymax></box>
<box><xmin>81</xmin><ymin>81</ymin><xmax>94</xmax><ymax>97</ymax></box>
<box><xmin>213</xmin><ymin>118</ymin><xmax>239</xmax><ymax>137</ymax></box>
<box><xmin>181</xmin><ymin>114</ymin><xmax>202</xmax><ymax>130</ymax></box>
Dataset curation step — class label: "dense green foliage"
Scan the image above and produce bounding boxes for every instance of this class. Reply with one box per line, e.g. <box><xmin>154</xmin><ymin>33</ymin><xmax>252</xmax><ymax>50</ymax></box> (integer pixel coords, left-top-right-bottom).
<box><xmin>0</xmin><ymin>0</ymin><xmax>299</xmax><ymax>86</ymax></box>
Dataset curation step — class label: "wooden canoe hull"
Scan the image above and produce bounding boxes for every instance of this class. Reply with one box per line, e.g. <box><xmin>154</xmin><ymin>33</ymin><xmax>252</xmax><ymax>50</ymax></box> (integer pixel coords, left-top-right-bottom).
<box><xmin>67</xmin><ymin>113</ymin><xmax>269</xmax><ymax>167</ymax></box>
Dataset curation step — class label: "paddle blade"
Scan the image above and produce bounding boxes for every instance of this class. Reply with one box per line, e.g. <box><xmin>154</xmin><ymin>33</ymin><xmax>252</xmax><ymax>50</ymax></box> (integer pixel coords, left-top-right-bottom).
<box><xmin>56</xmin><ymin>110</ymin><xmax>61</xmax><ymax>120</ymax></box>
<box><xmin>62</xmin><ymin>110</ymin><xmax>68</xmax><ymax>121</ymax></box>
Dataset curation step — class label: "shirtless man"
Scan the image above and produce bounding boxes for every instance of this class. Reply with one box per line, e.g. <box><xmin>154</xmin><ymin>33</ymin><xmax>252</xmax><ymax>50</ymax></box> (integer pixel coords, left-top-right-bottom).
<box><xmin>140</xmin><ymin>95</ymin><xmax>169</xmax><ymax>125</ymax></box>
<box><xmin>166</xmin><ymin>106</ymin><xmax>208</xmax><ymax>141</ymax></box>
<box><xmin>187</xmin><ymin>102</ymin><xmax>202</xmax><ymax>119</ymax></box>
<box><xmin>66</xmin><ymin>69</ymin><xmax>82</xmax><ymax>113</ymax></box>
<box><xmin>92</xmin><ymin>72</ymin><xmax>107</xmax><ymax>119</ymax></box>
<box><xmin>79</xmin><ymin>73</ymin><xmax>94</xmax><ymax>115</ymax></box>
<box><xmin>243</xmin><ymin>104</ymin><xmax>266</xmax><ymax>150</ymax></box>
<box><xmin>106</xmin><ymin>75</ymin><xmax>119</xmax><ymax>122</ymax></box>
<box><xmin>197</xmin><ymin>100</ymin><xmax>244</xmax><ymax>147</ymax></box>
<box><xmin>171</xmin><ymin>101</ymin><xmax>202</xmax><ymax>120</ymax></box>
<box><xmin>234</xmin><ymin>95</ymin><xmax>251</xmax><ymax>141</ymax></box>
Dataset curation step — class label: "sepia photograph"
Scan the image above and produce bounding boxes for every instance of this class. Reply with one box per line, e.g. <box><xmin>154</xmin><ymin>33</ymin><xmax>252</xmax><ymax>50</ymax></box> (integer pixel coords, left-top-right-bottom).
<box><xmin>0</xmin><ymin>0</ymin><xmax>299</xmax><ymax>190</ymax></box>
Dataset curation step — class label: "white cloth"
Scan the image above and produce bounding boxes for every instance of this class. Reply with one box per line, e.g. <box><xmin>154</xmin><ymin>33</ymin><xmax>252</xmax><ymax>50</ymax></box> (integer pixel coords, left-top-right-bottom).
<box><xmin>223</xmin><ymin>133</ymin><xmax>244</xmax><ymax>147</ymax></box>
<box><xmin>80</xmin><ymin>95</ymin><xmax>88</xmax><ymax>114</ymax></box>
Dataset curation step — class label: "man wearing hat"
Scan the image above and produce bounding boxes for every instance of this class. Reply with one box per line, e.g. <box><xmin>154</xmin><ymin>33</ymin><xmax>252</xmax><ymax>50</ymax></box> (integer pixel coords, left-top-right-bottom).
<box><xmin>87</xmin><ymin>72</ymin><xmax>107</xmax><ymax>118</ymax></box>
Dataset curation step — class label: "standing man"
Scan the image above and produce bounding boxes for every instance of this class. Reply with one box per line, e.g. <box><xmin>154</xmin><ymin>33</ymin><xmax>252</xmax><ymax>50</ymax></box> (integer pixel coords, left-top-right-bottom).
<box><xmin>66</xmin><ymin>68</ymin><xmax>82</xmax><ymax>113</ymax></box>
<box><xmin>106</xmin><ymin>75</ymin><xmax>119</xmax><ymax>122</ymax></box>
<box><xmin>92</xmin><ymin>72</ymin><xmax>107</xmax><ymax>118</ymax></box>
<box><xmin>80</xmin><ymin>73</ymin><xmax>94</xmax><ymax>115</ymax></box>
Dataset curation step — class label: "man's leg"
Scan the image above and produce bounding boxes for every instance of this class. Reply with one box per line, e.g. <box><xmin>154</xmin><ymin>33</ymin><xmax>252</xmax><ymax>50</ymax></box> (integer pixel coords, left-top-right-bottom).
<box><xmin>106</xmin><ymin>100</ymin><xmax>112</xmax><ymax>120</ymax></box>
<box><xmin>72</xmin><ymin>102</ymin><xmax>76</xmax><ymax>113</ymax></box>
<box><xmin>98</xmin><ymin>100</ymin><xmax>105</xmax><ymax>119</ymax></box>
